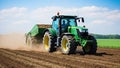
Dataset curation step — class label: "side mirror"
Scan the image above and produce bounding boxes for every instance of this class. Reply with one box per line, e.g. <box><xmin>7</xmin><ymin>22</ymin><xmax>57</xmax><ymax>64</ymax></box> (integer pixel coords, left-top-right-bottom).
<box><xmin>81</xmin><ymin>17</ymin><xmax>84</xmax><ymax>23</ymax></box>
<box><xmin>77</xmin><ymin>17</ymin><xmax>84</xmax><ymax>23</ymax></box>
<box><xmin>78</xmin><ymin>19</ymin><xmax>80</xmax><ymax>22</ymax></box>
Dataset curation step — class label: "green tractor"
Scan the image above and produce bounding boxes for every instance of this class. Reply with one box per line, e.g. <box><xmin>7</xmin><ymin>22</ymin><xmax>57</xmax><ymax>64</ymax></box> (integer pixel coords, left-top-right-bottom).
<box><xmin>26</xmin><ymin>14</ymin><xmax>97</xmax><ymax>54</ymax></box>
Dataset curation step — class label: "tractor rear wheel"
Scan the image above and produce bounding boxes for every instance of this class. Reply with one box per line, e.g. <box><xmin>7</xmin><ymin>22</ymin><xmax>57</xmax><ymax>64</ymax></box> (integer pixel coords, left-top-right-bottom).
<box><xmin>61</xmin><ymin>35</ymin><xmax>77</xmax><ymax>54</ymax></box>
<box><xmin>26</xmin><ymin>35</ymin><xmax>33</xmax><ymax>47</ymax></box>
<box><xmin>43</xmin><ymin>31</ymin><xmax>55</xmax><ymax>52</ymax></box>
<box><xmin>26</xmin><ymin>35</ymin><xmax>36</xmax><ymax>48</ymax></box>
<box><xmin>82</xmin><ymin>35</ymin><xmax>97</xmax><ymax>54</ymax></box>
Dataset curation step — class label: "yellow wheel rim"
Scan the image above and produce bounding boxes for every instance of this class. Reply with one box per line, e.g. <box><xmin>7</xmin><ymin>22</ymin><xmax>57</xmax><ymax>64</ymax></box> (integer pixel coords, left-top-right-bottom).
<box><xmin>44</xmin><ymin>34</ymin><xmax>49</xmax><ymax>50</ymax></box>
<box><xmin>62</xmin><ymin>37</ymin><xmax>68</xmax><ymax>51</ymax></box>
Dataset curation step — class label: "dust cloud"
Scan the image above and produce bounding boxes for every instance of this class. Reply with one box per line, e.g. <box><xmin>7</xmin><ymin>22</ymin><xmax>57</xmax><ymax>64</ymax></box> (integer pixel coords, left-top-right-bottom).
<box><xmin>0</xmin><ymin>33</ymin><xmax>45</xmax><ymax>52</ymax></box>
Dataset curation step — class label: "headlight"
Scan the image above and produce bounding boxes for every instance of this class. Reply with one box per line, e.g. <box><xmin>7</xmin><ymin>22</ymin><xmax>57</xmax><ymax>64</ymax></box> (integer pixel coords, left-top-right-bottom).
<box><xmin>79</xmin><ymin>29</ymin><xmax>88</xmax><ymax>32</ymax></box>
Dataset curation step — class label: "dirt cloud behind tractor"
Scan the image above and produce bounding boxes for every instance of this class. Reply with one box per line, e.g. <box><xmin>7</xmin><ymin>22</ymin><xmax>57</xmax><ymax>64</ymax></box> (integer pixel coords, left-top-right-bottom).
<box><xmin>0</xmin><ymin>33</ymin><xmax>45</xmax><ymax>52</ymax></box>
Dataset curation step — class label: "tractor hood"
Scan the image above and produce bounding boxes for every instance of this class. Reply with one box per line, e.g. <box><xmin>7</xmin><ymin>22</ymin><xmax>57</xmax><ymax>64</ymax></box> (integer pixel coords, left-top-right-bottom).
<box><xmin>68</xmin><ymin>26</ymin><xmax>92</xmax><ymax>47</ymax></box>
<box><xmin>68</xmin><ymin>26</ymin><xmax>88</xmax><ymax>33</ymax></box>
<box><xmin>68</xmin><ymin>26</ymin><xmax>88</xmax><ymax>41</ymax></box>
<box><xmin>77</xmin><ymin>26</ymin><xmax>88</xmax><ymax>33</ymax></box>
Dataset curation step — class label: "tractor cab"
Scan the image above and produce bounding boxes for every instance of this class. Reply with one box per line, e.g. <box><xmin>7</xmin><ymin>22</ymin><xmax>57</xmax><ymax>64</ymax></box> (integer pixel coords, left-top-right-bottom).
<box><xmin>52</xmin><ymin>15</ymin><xmax>77</xmax><ymax>33</ymax></box>
<box><xmin>52</xmin><ymin>15</ymin><xmax>84</xmax><ymax>35</ymax></box>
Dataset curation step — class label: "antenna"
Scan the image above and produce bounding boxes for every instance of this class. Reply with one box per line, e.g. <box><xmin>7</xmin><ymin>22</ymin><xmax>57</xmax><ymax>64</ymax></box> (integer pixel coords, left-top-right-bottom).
<box><xmin>57</xmin><ymin>12</ymin><xmax>60</xmax><ymax>16</ymax></box>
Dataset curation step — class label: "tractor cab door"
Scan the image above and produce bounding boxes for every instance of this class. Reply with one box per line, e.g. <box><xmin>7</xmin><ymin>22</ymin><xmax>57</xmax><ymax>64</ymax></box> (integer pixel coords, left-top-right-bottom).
<box><xmin>52</xmin><ymin>18</ymin><xmax>59</xmax><ymax>34</ymax></box>
<box><xmin>61</xmin><ymin>19</ymin><xmax>69</xmax><ymax>32</ymax></box>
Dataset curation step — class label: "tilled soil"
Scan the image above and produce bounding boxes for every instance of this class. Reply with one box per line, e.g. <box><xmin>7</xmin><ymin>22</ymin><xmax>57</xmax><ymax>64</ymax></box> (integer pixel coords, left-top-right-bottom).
<box><xmin>0</xmin><ymin>47</ymin><xmax>120</xmax><ymax>68</ymax></box>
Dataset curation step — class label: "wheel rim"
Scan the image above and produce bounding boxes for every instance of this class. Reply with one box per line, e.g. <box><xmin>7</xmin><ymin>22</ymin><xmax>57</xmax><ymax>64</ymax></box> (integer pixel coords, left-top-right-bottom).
<box><xmin>61</xmin><ymin>37</ymin><xmax>68</xmax><ymax>51</ymax></box>
<box><xmin>43</xmin><ymin>34</ymin><xmax>49</xmax><ymax>50</ymax></box>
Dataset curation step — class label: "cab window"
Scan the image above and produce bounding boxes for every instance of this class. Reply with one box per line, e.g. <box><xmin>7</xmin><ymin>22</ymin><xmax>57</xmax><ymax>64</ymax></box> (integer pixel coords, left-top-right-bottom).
<box><xmin>52</xmin><ymin>18</ymin><xmax>59</xmax><ymax>32</ymax></box>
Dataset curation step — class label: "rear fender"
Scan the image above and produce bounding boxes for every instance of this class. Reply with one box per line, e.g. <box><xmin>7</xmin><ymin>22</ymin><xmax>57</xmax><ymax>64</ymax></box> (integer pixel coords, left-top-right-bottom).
<box><xmin>44</xmin><ymin>28</ymin><xmax>56</xmax><ymax>37</ymax></box>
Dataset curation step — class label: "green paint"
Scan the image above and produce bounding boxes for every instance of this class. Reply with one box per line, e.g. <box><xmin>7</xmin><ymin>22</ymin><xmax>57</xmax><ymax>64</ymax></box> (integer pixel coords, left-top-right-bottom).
<box><xmin>68</xmin><ymin>26</ymin><xmax>89</xmax><ymax>47</ymax></box>
<box><xmin>27</xmin><ymin>24</ymin><xmax>46</xmax><ymax>37</ymax></box>
<box><xmin>48</xmin><ymin>28</ymin><xmax>56</xmax><ymax>36</ymax></box>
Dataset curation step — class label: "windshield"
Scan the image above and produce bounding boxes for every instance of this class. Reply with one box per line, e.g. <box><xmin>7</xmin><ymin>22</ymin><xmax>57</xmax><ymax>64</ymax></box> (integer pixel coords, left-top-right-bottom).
<box><xmin>61</xmin><ymin>18</ymin><xmax>77</xmax><ymax>27</ymax></box>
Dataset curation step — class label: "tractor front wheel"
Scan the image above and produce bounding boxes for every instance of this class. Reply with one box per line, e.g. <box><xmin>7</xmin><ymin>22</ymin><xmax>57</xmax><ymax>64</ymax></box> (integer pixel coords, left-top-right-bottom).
<box><xmin>61</xmin><ymin>35</ymin><xmax>77</xmax><ymax>54</ymax></box>
<box><xmin>82</xmin><ymin>35</ymin><xmax>97</xmax><ymax>54</ymax></box>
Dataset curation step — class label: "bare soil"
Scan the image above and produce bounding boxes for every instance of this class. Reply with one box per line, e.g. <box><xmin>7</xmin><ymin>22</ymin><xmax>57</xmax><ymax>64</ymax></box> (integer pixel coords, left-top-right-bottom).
<box><xmin>0</xmin><ymin>47</ymin><xmax>120</xmax><ymax>68</ymax></box>
<box><xmin>0</xmin><ymin>33</ymin><xmax>120</xmax><ymax>68</ymax></box>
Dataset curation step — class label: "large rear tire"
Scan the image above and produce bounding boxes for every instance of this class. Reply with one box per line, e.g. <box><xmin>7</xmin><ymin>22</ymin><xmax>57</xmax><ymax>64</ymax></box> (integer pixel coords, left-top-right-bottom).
<box><xmin>82</xmin><ymin>35</ymin><xmax>97</xmax><ymax>54</ymax></box>
<box><xmin>26</xmin><ymin>35</ymin><xmax>33</xmax><ymax>47</ymax></box>
<box><xmin>26</xmin><ymin>35</ymin><xmax>37</xmax><ymax>48</ymax></box>
<box><xmin>61</xmin><ymin>35</ymin><xmax>77</xmax><ymax>54</ymax></box>
<box><xmin>43</xmin><ymin>31</ymin><xmax>55</xmax><ymax>52</ymax></box>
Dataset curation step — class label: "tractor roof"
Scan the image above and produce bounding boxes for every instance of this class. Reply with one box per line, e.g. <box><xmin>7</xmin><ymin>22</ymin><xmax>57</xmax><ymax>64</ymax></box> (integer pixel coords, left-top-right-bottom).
<box><xmin>52</xmin><ymin>15</ymin><xmax>77</xmax><ymax>19</ymax></box>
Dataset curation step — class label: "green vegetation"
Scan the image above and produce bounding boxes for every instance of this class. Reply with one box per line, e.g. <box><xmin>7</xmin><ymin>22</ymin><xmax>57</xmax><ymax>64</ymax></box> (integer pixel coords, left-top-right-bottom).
<box><xmin>92</xmin><ymin>34</ymin><xmax>120</xmax><ymax>39</ymax></box>
<box><xmin>97</xmin><ymin>39</ymin><xmax>120</xmax><ymax>48</ymax></box>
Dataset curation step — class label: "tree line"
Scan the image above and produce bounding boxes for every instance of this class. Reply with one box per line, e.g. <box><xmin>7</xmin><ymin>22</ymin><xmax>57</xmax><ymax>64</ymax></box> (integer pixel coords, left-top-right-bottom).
<box><xmin>91</xmin><ymin>34</ymin><xmax>120</xmax><ymax>39</ymax></box>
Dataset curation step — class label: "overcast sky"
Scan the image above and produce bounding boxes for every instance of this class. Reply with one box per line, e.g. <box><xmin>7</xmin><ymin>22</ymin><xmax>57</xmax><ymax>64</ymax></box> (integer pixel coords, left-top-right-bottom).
<box><xmin>0</xmin><ymin>0</ymin><xmax>120</xmax><ymax>34</ymax></box>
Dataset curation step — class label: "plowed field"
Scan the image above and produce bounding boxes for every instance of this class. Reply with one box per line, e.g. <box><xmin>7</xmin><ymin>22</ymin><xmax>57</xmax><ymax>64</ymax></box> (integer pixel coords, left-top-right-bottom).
<box><xmin>0</xmin><ymin>47</ymin><xmax>120</xmax><ymax>68</ymax></box>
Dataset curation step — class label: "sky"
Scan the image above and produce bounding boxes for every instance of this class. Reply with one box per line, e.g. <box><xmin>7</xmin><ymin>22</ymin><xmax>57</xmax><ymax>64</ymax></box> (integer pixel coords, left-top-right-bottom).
<box><xmin>0</xmin><ymin>0</ymin><xmax>120</xmax><ymax>34</ymax></box>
